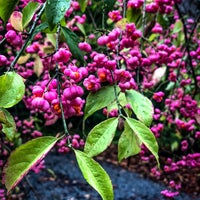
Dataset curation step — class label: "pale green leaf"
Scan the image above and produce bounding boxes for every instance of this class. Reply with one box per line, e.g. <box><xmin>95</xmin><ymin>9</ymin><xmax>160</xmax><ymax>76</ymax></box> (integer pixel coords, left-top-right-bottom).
<box><xmin>84</xmin><ymin>118</ymin><xmax>118</xmax><ymax>157</ymax></box>
<box><xmin>118</xmin><ymin>121</ymin><xmax>141</xmax><ymax>162</ymax></box>
<box><xmin>22</xmin><ymin>2</ymin><xmax>40</xmax><ymax>29</ymax></box>
<box><xmin>84</xmin><ymin>85</ymin><xmax>120</xmax><ymax>121</ymax></box>
<box><xmin>0</xmin><ymin>72</ymin><xmax>25</xmax><ymax>108</ymax></box>
<box><xmin>126</xmin><ymin>118</ymin><xmax>159</xmax><ymax>166</ymax></box>
<box><xmin>0</xmin><ymin>0</ymin><xmax>19</xmax><ymax>23</ymax></box>
<box><xmin>0</xmin><ymin>108</ymin><xmax>16</xmax><ymax>141</ymax></box>
<box><xmin>3</xmin><ymin>136</ymin><xmax>58</xmax><ymax>193</ymax></box>
<box><xmin>76</xmin><ymin>23</ymin><xmax>86</xmax><ymax>35</ymax></box>
<box><xmin>107</xmin><ymin>92</ymin><xmax>128</xmax><ymax>113</ymax></box>
<box><xmin>149</xmin><ymin>33</ymin><xmax>159</xmax><ymax>42</ymax></box>
<box><xmin>172</xmin><ymin>20</ymin><xmax>183</xmax><ymax>34</ymax></box>
<box><xmin>125</xmin><ymin>89</ymin><xmax>153</xmax><ymax>127</ymax></box>
<box><xmin>126</xmin><ymin>7</ymin><xmax>141</xmax><ymax>23</ymax></box>
<box><xmin>45</xmin><ymin>0</ymin><xmax>71</xmax><ymax>30</ymax></box>
<box><xmin>74</xmin><ymin>149</ymin><xmax>114</xmax><ymax>200</ymax></box>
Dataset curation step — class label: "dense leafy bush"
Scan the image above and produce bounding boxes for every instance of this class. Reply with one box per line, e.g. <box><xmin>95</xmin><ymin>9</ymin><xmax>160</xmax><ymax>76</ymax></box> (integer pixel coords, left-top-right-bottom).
<box><xmin>0</xmin><ymin>0</ymin><xmax>199</xmax><ymax>199</ymax></box>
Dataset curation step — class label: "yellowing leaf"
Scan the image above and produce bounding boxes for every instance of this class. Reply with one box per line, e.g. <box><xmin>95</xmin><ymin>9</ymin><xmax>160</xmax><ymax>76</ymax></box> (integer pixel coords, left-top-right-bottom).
<box><xmin>115</xmin><ymin>18</ymin><xmax>127</xmax><ymax>30</ymax></box>
<box><xmin>3</xmin><ymin>136</ymin><xmax>59</xmax><ymax>193</ymax></box>
<box><xmin>10</xmin><ymin>11</ymin><xmax>23</xmax><ymax>32</ymax></box>
<box><xmin>17</xmin><ymin>54</ymin><xmax>30</xmax><ymax>64</ymax></box>
<box><xmin>34</xmin><ymin>56</ymin><xmax>44</xmax><ymax>77</ymax></box>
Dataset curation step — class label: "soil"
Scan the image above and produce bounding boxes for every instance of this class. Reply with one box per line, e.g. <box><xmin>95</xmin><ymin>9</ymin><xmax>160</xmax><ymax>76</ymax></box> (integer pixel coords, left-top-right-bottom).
<box><xmin>17</xmin><ymin>146</ymin><xmax>200</xmax><ymax>200</ymax></box>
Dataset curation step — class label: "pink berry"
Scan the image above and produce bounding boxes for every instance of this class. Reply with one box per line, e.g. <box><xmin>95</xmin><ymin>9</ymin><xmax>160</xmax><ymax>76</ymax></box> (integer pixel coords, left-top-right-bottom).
<box><xmin>78</xmin><ymin>42</ymin><xmax>92</xmax><ymax>52</ymax></box>
<box><xmin>0</xmin><ymin>55</ymin><xmax>8</xmax><ymax>66</ymax></box>
<box><xmin>53</xmin><ymin>48</ymin><xmax>72</xmax><ymax>63</ymax></box>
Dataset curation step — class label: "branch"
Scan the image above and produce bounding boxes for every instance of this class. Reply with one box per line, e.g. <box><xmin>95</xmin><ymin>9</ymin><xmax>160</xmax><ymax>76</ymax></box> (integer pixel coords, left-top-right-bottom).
<box><xmin>175</xmin><ymin>3</ymin><xmax>199</xmax><ymax>96</ymax></box>
<box><xmin>55</xmin><ymin>24</ymin><xmax>70</xmax><ymax>142</ymax></box>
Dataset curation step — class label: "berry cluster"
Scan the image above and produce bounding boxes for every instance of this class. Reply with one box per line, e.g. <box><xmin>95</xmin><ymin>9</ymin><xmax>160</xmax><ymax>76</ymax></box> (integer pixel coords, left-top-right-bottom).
<box><xmin>0</xmin><ymin>0</ymin><xmax>200</xmax><ymax>198</ymax></box>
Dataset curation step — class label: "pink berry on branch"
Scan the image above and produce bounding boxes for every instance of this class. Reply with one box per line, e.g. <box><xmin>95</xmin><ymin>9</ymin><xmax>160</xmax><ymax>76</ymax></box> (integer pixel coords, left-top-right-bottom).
<box><xmin>53</xmin><ymin>48</ymin><xmax>72</xmax><ymax>63</ymax></box>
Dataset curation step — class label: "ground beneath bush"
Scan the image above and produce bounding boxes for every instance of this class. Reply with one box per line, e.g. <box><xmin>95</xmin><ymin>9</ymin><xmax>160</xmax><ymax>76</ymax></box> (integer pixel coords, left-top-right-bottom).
<box><xmin>98</xmin><ymin>145</ymin><xmax>200</xmax><ymax>197</ymax></box>
<box><xmin>17</xmin><ymin>147</ymin><xmax>199</xmax><ymax>200</ymax></box>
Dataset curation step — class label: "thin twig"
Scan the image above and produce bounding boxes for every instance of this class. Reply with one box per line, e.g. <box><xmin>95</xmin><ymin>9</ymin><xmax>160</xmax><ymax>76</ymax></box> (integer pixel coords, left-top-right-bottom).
<box><xmin>0</xmin><ymin>37</ymin><xmax>6</xmax><ymax>46</ymax></box>
<box><xmin>55</xmin><ymin>24</ymin><xmax>70</xmax><ymax>142</ymax></box>
<box><xmin>111</xmin><ymin>70</ymin><xmax>122</xmax><ymax>116</ymax></box>
<box><xmin>111</xmin><ymin>0</ymin><xmax>128</xmax><ymax>116</ymax></box>
<box><xmin>102</xmin><ymin>0</ymin><xmax>105</xmax><ymax>29</ymax></box>
<box><xmin>25</xmin><ymin>177</ymin><xmax>41</xmax><ymax>200</ymax></box>
<box><xmin>175</xmin><ymin>3</ymin><xmax>199</xmax><ymax>97</ymax></box>
<box><xmin>87</xmin><ymin>7</ymin><xmax>97</xmax><ymax>29</ymax></box>
<box><xmin>141</xmin><ymin>0</ymin><xmax>147</xmax><ymax>40</ymax></box>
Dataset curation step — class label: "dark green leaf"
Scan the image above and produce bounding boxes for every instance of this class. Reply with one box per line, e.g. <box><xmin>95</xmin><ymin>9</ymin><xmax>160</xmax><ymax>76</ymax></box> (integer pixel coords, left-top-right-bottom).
<box><xmin>61</xmin><ymin>26</ymin><xmax>84</xmax><ymax>64</ymax></box>
<box><xmin>126</xmin><ymin>118</ymin><xmax>159</xmax><ymax>166</ymax></box>
<box><xmin>125</xmin><ymin>89</ymin><xmax>153</xmax><ymax>127</ymax></box>
<box><xmin>118</xmin><ymin>121</ymin><xmax>141</xmax><ymax>162</ymax></box>
<box><xmin>0</xmin><ymin>108</ymin><xmax>16</xmax><ymax>141</ymax></box>
<box><xmin>0</xmin><ymin>0</ymin><xmax>19</xmax><ymax>23</ymax></box>
<box><xmin>22</xmin><ymin>2</ymin><xmax>40</xmax><ymax>29</ymax></box>
<box><xmin>84</xmin><ymin>118</ymin><xmax>118</xmax><ymax>157</ymax></box>
<box><xmin>74</xmin><ymin>149</ymin><xmax>114</xmax><ymax>200</ymax></box>
<box><xmin>0</xmin><ymin>72</ymin><xmax>25</xmax><ymax>108</ymax></box>
<box><xmin>30</xmin><ymin>22</ymin><xmax>49</xmax><ymax>42</ymax></box>
<box><xmin>45</xmin><ymin>0</ymin><xmax>71</xmax><ymax>30</ymax></box>
<box><xmin>3</xmin><ymin>136</ymin><xmax>58</xmax><ymax>193</ymax></box>
<box><xmin>105</xmin><ymin>0</ymin><xmax>116</xmax><ymax>13</ymax></box>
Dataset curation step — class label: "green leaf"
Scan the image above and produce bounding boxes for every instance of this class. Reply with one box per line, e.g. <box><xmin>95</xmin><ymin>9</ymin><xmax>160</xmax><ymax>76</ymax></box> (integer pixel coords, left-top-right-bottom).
<box><xmin>22</xmin><ymin>2</ymin><xmax>40</xmax><ymax>29</ymax></box>
<box><xmin>118</xmin><ymin>121</ymin><xmax>141</xmax><ymax>162</ymax></box>
<box><xmin>125</xmin><ymin>89</ymin><xmax>153</xmax><ymax>127</ymax></box>
<box><xmin>27</xmin><ymin>22</ymin><xmax>49</xmax><ymax>44</ymax></box>
<box><xmin>84</xmin><ymin>118</ymin><xmax>118</xmax><ymax>157</ymax></box>
<box><xmin>107</xmin><ymin>92</ymin><xmax>128</xmax><ymax>113</ymax></box>
<box><xmin>61</xmin><ymin>26</ymin><xmax>84</xmax><ymax>64</ymax></box>
<box><xmin>0</xmin><ymin>72</ymin><xmax>25</xmax><ymax>108</ymax></box>
<box><xmin>74</xmin><ymin>149</ymin><xmax>114</xmax><ymax>200</ymax></box>
<box><xmin>76</xmin><ymin>23</ymin><xmax>86</xmax><ymax>35</ymax></box>
<box><xmin>78</xmin><ymin>0</ymin><xmax>88</xmax><ymax>12</ymax></box>
<box><xmin>33</xmin><ymin>22</ymin><xmax>49</xmax><ymax>35</ymax></box>
<box><xmin>149</xmin><ymin>33</ymin><xmax>159</xmax><ymax>42</ymax></box>
<box><xmin>172</xmin><ymin>20</ymin><xmax>183</xmax><ymax>34</ymax></box>
<box><xmin>45</xmin><ymin>0</ymin><xmax>71</xmax><ymax>30</ymax></box>
<box><xmin>3</xmin><ymin>136</ymin><xmax>58</xmax><ymax>193</ymax></box>
<box><xmin>157</xmin><ymin>13</ymin><xmax>170</xmax><ymax>29</ymax></box>
<box><xmin>84</xmin><ymin>85</ymin><xmax>120</xmax><ymax>121</ymax></box>
<box><xmin>0</xmin><ymin>108</ymin><xmax>16</xmax><ymax>141</ymax></box>
<box><xmin>126</xmin><ymin>7</ymin><xmax>141</xmax><ymax>23</ymax></box>
<box><xmin>126</xmin><ymin>118</ymin><xmax>159</xmax><ymax>166</ymax></box>
<box><xmin>0</xmin><ymin>0</ymin><xmax>19</xmax><ymax>23</ymax></box>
